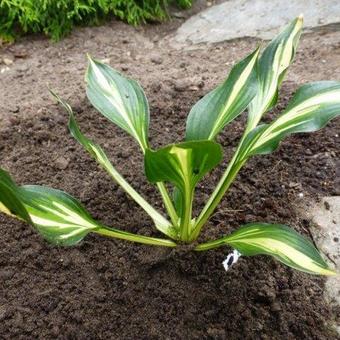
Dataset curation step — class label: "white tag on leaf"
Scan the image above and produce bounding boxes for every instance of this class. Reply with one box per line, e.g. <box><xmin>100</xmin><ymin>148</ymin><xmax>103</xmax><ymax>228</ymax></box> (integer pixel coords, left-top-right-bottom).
<box><xmin>223</xmin><ymin>249</ymin><xmax>242</xmax><ymax>271</ymax></box>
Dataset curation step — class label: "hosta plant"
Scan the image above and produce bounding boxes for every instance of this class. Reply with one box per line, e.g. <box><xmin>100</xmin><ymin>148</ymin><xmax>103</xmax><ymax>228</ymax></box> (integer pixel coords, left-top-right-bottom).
<box><xmin>1</xmin><ymin>16</ymin><xmax>339</xmax><ymax>275</ymax></box>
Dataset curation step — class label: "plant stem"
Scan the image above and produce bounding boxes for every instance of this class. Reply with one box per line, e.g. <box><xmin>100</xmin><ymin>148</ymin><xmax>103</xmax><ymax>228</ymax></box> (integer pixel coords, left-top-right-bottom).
<box><xmin>157</xmin><ymin>182</ymin><xmax>179</xmax><ymax>228</ymax></box>
<box><xmin>179</xmin><ymin>187</ymin><xmax>194</xmax><ymax>242</ymax></box>
<box><xmin>194</xmin><ymin>238</ymin><xmax>228</xmax><ymax>251</ymax></box>
<box><xmin>141</xmin><ymin>144</ymin><xmax>179</xmax><ymax>229</ymax></box>
<box><xmin>191</xmin><ymin>154</ymin><xmax>246</xmax><ymax>241</ymax></box>
<box><xmin>93</xmin><ymin>226</ymin><xmax>177</xmax><ymax>247</ymax></box>
<box><xmin>98</xmin><ymin>156</ymin><xmax>175</xmax><ymax>237</ymax></box>
<box><xmin>191</xmin><ymin>123</ymin><xmax>256</xmax><ymax>240</ymax></box>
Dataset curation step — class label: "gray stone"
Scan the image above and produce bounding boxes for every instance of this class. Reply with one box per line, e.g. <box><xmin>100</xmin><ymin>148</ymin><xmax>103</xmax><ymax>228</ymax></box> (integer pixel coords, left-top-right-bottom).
<box><xmin>54</xmin><ymin>156</ymin><xmax>69</xmax><ymax>170</ymax></box>
<box><xmin>3</xmin><ymin>58</ymin><xmax>13</xmax><ymax>66</ymax></box>
<box><xmin>308</xmin><ymin>196</ymin><xmax>340</xmax><ymax>334</ymax></box>
<box><xmin>173</xmin><ymin>79</ymin><xmax>192</xmax><ymax>92</ymax></box>
<box><xmin>150</xmin><ymin>54</ymin><xmax>163</xmax><ymax>65</ymax></box>
<box><xmin>175</xmin><ymin>0</ymin><xmax>340</xmax><ymax>44</ymax></box>
<box><xmin>17</xmin><ymin>64</ymin><xmax>29</xmax><ymax>73</ymax></box>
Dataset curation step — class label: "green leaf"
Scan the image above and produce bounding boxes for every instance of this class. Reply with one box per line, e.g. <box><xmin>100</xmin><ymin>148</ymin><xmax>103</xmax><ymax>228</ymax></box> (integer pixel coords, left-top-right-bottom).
<box><xmin>145</xmin><ymin>141</ymin><xmax>222</xmax><ymax>241</ymax></box>
<box><xmin>50</xmin><ymin>91</ymin><xmax>175</xmax><ymax>239</ymax></box>
<box><xmin>197</xmin><ymin>223</ymin><xmax>335</xmax><ymax>275</ymax></box>
<box><xmin>190</xmin><ymin>17</ymin><xmax>304</xmax><ymax>235</ymax></box>
<box><xmin>0</xmin><ymin>167</ymin><xmax>177</xmax><ymax>248</ymax></box>
<box><xmin>172</xmin><ymin>186</ymin><xmax>183</xmax><ymax>217</ymax></box>
<box><xmin>86</xmin><ymin>55</ymin><xmax>149</xmax><ymax>151</ymax></box>
<box><xmin>192</xmin><ymin>81</ymin><xmax>340</xmax><ymax>236</ymax></box>
<box><xmin>20</xmin><ymin>185</ymin><xmax>99</xmax><ymax>246</ymax></box>
<box><xmin>84</xmin><ymin>57</ymin><xmax>178</xmax><ymax>225</ymax></box>
<box><xmin>185</xmin><ymin>47</ymin><xmax>259</xmax><ymax>141</ymax></box>
<box><xmin>145</xmin><ymin>141</ymin><xmax>222</xmax><ymax>194</ymax></box>
<box><xmin>247</xmin><ymin>16</ymin><xmax>303</xmax><ymax>131</ymax></box>
<box><xmin>241</xmin><ymin>81</ymin><xmax>340</xmax><ymax>158</ymax></box>
<box><xmin>0</xmin><ymin>168</ymin><xmax>32</xmax><ymax>223</ymax></box>
<box><xmin>0</xmin><ymin>168</ymin><xmax>98</xmax><ymax>245</ymax></box>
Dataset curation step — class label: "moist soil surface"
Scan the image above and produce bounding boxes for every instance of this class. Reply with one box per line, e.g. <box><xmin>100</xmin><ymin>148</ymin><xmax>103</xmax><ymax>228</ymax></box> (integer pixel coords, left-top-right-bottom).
<box><xmin>0</xmin><ymin>13</ymin><xmax>340</xmax><ymax>340</ymax></box>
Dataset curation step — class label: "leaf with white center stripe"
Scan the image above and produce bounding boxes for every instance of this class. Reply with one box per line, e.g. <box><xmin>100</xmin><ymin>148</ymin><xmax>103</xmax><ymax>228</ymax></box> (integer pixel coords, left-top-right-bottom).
<box><xmin>86</xmin><ymin>55</ymin><xmax>149</xmax><ymax>151</ymax></box>
<box><xmin>0</xmin><ymin>168</ymin><xmax>97</xmax><ymax>245</ymax></box>
<box><xmin>239</xmin><ymin>81</ymin><xmax>340</xmax><ymax>159</ymax></box>
<box><xmin>185</xmin><ymin>48</ymin><xmax>259</xmax><ymax>141</ymax></box>
<box><xmin>20</xmin><ymin>185</ymin><xmax>99</xmax><ymax>245</ymax></box>
<box><xmin>196</xmin><ymin>223</ymin><xmax>335</xmax><ymax>275</ymax></box>
<box><xmin>0</xmin><ymin>167</ymin><xmax>177</xmax><ymax>247</ymax></box>
<box><xmin>50</xmin><ymin>91</ymin><xmax>175</xmax><ymax>239</ymax></box>
<box><xmin>0</xmin><ymin>168</ymin><xmax>32</xmax><ymax>223</ymax></box>
<box><xmin>247</xmin><ymin>16</ymin><xmax>303</xmax><ymax>131</ymax></box>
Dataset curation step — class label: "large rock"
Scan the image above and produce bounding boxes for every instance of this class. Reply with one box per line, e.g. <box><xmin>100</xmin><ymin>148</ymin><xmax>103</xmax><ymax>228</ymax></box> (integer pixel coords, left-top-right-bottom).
<box><xmin>175</xmin><ymin>0</ymin><xmax>340</xmax><ymax>44</ymax></box>
<box><xmin>308</xmin><ymin>196</ymin><xmax>340</xmax><ymax>335</ymax></box>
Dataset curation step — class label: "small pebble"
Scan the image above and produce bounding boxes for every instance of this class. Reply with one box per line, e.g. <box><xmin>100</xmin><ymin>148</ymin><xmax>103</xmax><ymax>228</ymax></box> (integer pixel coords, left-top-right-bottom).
<box><xmin>3</xmin><ymin>58</ymin><xmax>13</xmax><ymax>66</ymax></box>
<box><xmin>271</xmin><ymin>302</ymin><xmax>282</xmax><ymax>312</ymax></box>
<box><xmin>173</xmin><ymin>79</ymin><xmax>191</xmax><ymax>92</ymax></box>
<box><xmin>54</xmin><ymin>156</ymin><xmax>69</xmax><ymax>170</ymax></box>
<box><xmin>8</xmin><ymin>106</ymin><xmax>19</xmax><ymax>113</ymax></box>
<box><xmin>150</xmin><ymin>55</ymin><xmax>163</xmax><ymax>65</ymax></box>
<box><xmin>298</xmin><ymin>192</ymin><xmax>304</xmax><ymax>198</ymax></box>
<box><xmin>0</xmin><ymin>269</ymin><xmax>14</xmax><ymax>280</ymax></box>
<box><xmin>13</xmin><ymin>50</ymin><xmax>28</xmax><ymax>58</ymax></box>
<box><xmin>1</xmin><ymin>67</ymin><xmax>10</xmax><ymax>73</ymax></box>
<box><xmin>17</xmin><ymin>64</ymin><xmax>28</xmax><ymax>72</ymax></box>
<box><xmin>324</xmin><ymin>201</ymin><xmax>330</xmax><ymax>210</ymax></box>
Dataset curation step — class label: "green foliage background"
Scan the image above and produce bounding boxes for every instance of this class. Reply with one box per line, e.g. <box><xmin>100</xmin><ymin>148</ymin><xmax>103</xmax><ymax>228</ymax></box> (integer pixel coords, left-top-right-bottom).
<box><xmin>0</xmin><ymin>0</ymin><xmax>192</xmax><ymax>41</ymax></box>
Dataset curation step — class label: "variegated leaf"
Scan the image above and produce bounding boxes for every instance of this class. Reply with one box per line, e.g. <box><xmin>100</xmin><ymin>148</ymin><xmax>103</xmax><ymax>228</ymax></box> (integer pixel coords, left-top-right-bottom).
<box><xmin>185</xmin><ymin>48</ymin><xmax>259</xmax><ymax>141</ymax></box>
<box><xmin>145</xmin><ymin>141</ymin><xmax>222</xmax><ymax>240</ymax></box>
<box><xmin>247</xmin><ymin>16</ymin><xmax>303</xmax><ymax>131</ymax></box>
<box><xmin>240</xmin><ymin>81</ymin><xmax>340</xmax><ymax>158</ymax></box>
<box><xmin>0</xmin><ymin>168</ymin><xmax>177</xmax><ymax>247</ymax></box>
<box><xmin>197</xmin><ymin>223</ymin><xmax>335</xmax><ymax>275</ymax></box>
<box><xmin>0</xmin><ymin>168</ymin><xmax>98</xmax><ymax>245</ymax></box>
<box><xmin>145</xmin><ymin>141</ymin><xmax>222</xmax><ymax>195</ymax></box>
<box><xmin>192</xmin><ymin>80</ymin><xmax>340</xmax><ymax>235</ymax></box>
<box><xmin>86</xmin><ymin>55</ymin><xmax>149</xmax><ymax>151</ymax></box>
<box><xmin>0</xmin><ymin>168</ymin><xmax>31</xmax><ymax>223</ymax></box>
<box><xmin>20</xmin><ymin>185</ymin><xmax>99</xmax><ymax>245</ymax></box>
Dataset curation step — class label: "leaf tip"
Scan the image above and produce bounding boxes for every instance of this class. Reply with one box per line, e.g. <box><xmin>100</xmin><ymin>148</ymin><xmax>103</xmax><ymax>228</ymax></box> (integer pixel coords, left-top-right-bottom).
<box><xmin>254</xmin><ymin>44</ymin><xmax>261</xmax><ymax>54</ymax></box>
<box><xmin>322</xmin><ymin>267</ymin><xmax>338</xmax><ymax>276</ymax></box>
<box><xmin>85</xmin><ymin>54</ymin><xmax>96</xmax><ymax>82</ymax></box>
<box><xmin>48</xmin><ymin>87</ymin><xmax>58</xmax><ymax>100</ymax></box>
<box><xmin>296</xmin><ymin>14</ymin><xmax>304</xmax><ymax>29</ymax></box>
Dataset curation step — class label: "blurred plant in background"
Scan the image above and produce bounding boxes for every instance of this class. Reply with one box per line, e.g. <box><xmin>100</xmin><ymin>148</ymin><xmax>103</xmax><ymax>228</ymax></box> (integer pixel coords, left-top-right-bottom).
<box><xmin>0</xmin><ymin>0</ymin><xmax>192</xmax><ymax>41</ymax></box>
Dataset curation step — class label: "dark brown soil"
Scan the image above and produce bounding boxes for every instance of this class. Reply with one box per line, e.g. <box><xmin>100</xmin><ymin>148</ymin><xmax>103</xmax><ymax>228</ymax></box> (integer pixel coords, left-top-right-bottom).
<box><xmin>0</xmin><ymin>16</ymin><xmax>339</xmax><ymax>339</ymax></box>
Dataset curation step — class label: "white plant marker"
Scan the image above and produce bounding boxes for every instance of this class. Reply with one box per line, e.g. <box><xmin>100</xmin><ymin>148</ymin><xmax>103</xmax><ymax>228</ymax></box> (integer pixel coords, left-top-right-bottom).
<box><xmin>223</xmin><ymin>249</ymin><xmax>242</xmax><ymax>271</ymax></box>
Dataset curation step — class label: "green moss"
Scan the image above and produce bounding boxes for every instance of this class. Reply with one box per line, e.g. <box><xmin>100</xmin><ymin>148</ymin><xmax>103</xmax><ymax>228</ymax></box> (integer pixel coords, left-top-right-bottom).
<box><xmin>0</xmin><ymin>0</ymin><xmax>192</xmax><ymax>41</ymax></box>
